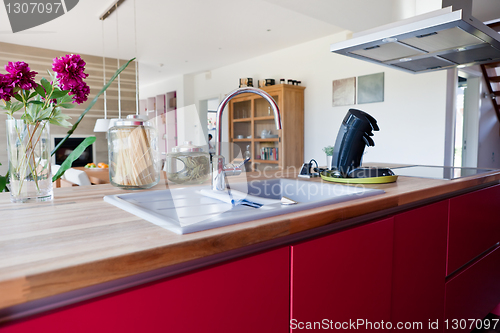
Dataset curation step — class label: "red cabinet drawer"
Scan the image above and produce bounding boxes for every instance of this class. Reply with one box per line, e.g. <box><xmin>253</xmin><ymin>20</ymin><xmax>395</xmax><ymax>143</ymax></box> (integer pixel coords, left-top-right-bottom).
<box><xmin>291</xmin><ymin>218</ymin><xmax>394</xmax><ymax>330</ymax></box>
<box><xmin>448</xmin><ymin>184</ymin><xmax>500</xmax><ymax>275</ymax></box>
<box><xmin>392</xmin><ymin>201</ymin><xmax>448</xmax><ymax>329</ymax></box>
<box><xmin>0</xmin><ymin>247</ymin><xmax>290</xmax><ymax>333</ymax></box>
<box><xmin>445</xmin><ymin>246</ymin><xmax>500</xmax><ymax>332</ymax></box>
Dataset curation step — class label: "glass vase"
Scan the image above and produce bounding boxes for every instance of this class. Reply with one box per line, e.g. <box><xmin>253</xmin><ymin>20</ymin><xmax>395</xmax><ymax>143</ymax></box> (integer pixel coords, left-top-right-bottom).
<box><xmin>6</xmin><ymin>119</ymin><xmax>53</xmax><ymax>203</ymax></box>
<box><xmin>326</xmin><ymin>154</ymin><xmax>333</xmax><ymax>169</ymax></box>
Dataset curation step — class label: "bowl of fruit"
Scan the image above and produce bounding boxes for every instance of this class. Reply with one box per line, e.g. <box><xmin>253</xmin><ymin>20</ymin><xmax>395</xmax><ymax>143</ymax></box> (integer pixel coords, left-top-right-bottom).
<box><xmin>85</xmin><ymin>162</ymin><xmax>109</xmax><ymax>169</ymax></box>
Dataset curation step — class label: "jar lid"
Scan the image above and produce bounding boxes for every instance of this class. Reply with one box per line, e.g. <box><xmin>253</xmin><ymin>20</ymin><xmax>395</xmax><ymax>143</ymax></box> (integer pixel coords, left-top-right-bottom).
<box><xmin>172</xmin><ymin>141</ymin><xmax>204</xmax><ymax>152</ymax></box>
<box><xmin>114</xmin><ymin>114</ymin><xmax>151</xmax><ymax>127</ymax></box>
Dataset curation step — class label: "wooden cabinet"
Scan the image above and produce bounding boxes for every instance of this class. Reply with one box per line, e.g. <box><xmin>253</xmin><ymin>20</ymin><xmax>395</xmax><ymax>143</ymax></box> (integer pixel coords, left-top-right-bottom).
<box><xmin>228</xmin><ymin>84</ymin><xmax>305</xmax><ymax>171</ymax></box>
<box><xmin>290</xmin><ymin>218</ymin><xmax>394</xmax><ymax>330</ymax></box>
<box><xmin>392</xmin><ymin>201</ymin><xmax>448</xmax><ymax>332</ymax></box>
<box><xmin>1</xmin><ymin>247</ymin><xmax>290</xmax><ymax>333</ymax></box>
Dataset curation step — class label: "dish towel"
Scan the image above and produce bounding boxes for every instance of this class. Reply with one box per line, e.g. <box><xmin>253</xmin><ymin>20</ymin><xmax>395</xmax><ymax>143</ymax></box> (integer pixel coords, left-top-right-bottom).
<box><xmin>198</xmin><ymin>189</ymin><xmax>281</xmax><ymax>207</ymax></box>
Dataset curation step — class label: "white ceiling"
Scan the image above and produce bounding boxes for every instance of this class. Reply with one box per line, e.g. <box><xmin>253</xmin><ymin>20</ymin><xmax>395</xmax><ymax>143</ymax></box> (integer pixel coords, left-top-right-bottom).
<box><xmin>0</xmin><ymin>0</ymin><xmax>499</xmax><ymax>86</ymax></box>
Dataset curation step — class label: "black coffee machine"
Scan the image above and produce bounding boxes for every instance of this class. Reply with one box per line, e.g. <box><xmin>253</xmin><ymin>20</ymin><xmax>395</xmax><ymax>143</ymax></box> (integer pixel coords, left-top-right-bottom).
<box><xmin>330</xmin><ymin>109</ymin><xmax>393</xmax><ymax>179</ymax></box>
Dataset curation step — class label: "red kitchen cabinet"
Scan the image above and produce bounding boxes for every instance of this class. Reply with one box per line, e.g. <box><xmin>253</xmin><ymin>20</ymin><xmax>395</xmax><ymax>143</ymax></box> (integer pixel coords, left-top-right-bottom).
<box><xmin>445</xmin><ymin>246</ymin><xmax>500</xmax><ymax>333</ymax></box>
<box><xmin>391</xmin><ymin>201</ymin><xmax>448</xmax><ymax>332</ymax></box>
<box><xmin>290</xmin><ymin>218</ymin><xmax>394</xmax><ymax>331</ymax></box>
<box><xmin>0</xmin><ymin>247</ymin><xmax>290</xmax><ymax>333</ymax></box>
<box><xmin>448</xmin><ymin>184</ymin><xmax>500</xmax><ymax>275</ymax></box>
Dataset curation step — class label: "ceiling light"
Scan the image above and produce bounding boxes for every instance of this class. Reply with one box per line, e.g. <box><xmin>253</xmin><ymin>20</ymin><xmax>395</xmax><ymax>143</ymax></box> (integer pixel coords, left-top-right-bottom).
<box><xmin>94</xmin><ymin>119</ymin><xmax>111</xmax><ymax>132</ymax></box>
<box><xmin>382</xmin><ymin>37</ymin><xmax>397</xmax><ymax>43</ymax></box>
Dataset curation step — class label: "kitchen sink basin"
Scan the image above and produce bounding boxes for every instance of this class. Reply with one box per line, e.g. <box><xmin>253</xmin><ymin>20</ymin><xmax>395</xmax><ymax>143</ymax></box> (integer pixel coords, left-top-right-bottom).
<box><xmin>103</xmin><ymin>178</ymin><xmax>384</xmax><ymax>234</ymax></box>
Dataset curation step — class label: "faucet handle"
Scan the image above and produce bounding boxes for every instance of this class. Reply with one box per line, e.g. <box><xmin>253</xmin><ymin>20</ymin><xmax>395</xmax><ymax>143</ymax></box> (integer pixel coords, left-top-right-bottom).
<box><xmin>223</xmin><ymin>157</ymin><xmax>250</xmax><ymax>177</ymax></box>
<box><xmin>237</xmin><ymin>157</ymin><xmax>251</xmax><ymax>168</ymax></box>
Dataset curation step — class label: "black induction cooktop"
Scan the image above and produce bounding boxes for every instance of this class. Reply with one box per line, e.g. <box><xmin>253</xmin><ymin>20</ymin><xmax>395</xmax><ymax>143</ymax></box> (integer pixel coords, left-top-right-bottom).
<box><xmin>390</xmin><ymin>165</ymin><xmax>497</xmax><ymax>180</ymax></box>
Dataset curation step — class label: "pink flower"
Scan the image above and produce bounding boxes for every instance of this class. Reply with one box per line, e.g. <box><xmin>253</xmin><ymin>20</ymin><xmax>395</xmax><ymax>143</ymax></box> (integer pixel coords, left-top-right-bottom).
<box><xmin>5</xmin><ymin>61</ymin><xmax>37</xmax><ymax>90</ymax></box>
<box><xmin>0</xmin><ymin>74</ymin><xmax>14</xmax><ymax>101</ymax></box>
<box><xmin>52</xmin><ymin>54</ymin><xmax>90</xmax><ymax>104</ymax></box>
<box><xmin>69</xmin><ymin>81</ymin><xmax>90</xmax><ymax>104</ymax></box>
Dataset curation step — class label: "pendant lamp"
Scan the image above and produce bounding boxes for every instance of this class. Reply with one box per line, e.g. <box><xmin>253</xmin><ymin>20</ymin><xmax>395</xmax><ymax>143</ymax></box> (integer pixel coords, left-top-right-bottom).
<box><xmin>95</xmin><ymin>0</ymin><xmax>138</xmax><ymax>131</ymax></box>
<box><xmin>94</xmin><ymin>20</ymin><xmax>110</xmax><ymax>132</ymax></box>
<box><xmin>106</xmin><ymin>1</ymin><xmax>122</xmax><ymax>130</ymax></box>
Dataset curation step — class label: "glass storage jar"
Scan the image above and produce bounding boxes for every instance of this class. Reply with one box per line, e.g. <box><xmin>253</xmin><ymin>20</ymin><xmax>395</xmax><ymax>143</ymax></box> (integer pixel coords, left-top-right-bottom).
<box><xmin>166</xmin><ymin>141</ymin><xmax>210</xmax><ymax>185</ymax></box>
<box><xmin>108</xmin><ymin>115</ymin><xmax>160</xmax><ymax>189</ymax></box>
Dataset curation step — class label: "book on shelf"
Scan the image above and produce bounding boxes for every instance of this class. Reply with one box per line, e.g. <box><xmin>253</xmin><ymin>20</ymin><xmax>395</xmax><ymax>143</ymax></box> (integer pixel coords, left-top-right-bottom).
<box><xmin>260</xmin><ymin>147</ymin><xmax>279</xmax><ymax>161</ymax></box>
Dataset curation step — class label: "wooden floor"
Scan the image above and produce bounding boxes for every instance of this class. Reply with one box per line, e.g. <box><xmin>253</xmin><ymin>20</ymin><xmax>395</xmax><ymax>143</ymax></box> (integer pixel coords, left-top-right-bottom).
<box><xmin>472</xmin><ymin>314</ymin><xmax>500</xmax><ymax>333</ymax></box>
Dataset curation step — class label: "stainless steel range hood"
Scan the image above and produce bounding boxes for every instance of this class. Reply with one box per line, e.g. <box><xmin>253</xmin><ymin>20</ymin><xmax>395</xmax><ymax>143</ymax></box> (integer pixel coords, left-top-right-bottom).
<box><xmin>330</xmin><ymin>0</ymin><xmax>500</xmax><ymax>73</ymax></box>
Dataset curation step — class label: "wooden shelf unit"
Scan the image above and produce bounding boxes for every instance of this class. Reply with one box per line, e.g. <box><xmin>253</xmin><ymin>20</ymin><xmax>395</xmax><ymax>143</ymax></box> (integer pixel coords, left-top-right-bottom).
<box><xmin>228</xmin><ymin>84</ymin><xmax>305</xmax><ymax>171</ymax></box>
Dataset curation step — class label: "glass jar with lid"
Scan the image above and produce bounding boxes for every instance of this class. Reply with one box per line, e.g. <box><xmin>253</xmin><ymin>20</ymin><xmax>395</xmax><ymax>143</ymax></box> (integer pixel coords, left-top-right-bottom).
<box><xmin>108</xmin><ymin>114</ymin><xmax>160</xmax><ymax>189</ymax></box>
<box><xmin>166</xmin><ymin>141</ymin><xmax>210</xmax><ymax>185</ymax></box>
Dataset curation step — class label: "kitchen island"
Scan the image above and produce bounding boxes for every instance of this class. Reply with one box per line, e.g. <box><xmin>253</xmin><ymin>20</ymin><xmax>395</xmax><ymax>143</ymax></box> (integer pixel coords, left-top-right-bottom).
<box><xmin>1</xmin><ymin>168</ymin><xmax>500</xmax><ymax>332</ymax></box>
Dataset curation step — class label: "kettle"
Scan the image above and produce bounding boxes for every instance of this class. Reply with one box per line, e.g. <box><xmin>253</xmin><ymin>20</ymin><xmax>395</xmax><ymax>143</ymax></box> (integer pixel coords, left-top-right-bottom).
<box><xmin>261</xmin><ymin>129</ymin><xmax>271</xmax><ymax>138</ymax></box>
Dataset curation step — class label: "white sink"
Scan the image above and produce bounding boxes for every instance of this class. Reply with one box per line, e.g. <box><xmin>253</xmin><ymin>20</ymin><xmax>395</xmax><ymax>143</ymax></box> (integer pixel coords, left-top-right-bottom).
<box><xmin>104</xmin><ymin>178</ymin><xmax>384</xmax><ymax>234</ymax></box>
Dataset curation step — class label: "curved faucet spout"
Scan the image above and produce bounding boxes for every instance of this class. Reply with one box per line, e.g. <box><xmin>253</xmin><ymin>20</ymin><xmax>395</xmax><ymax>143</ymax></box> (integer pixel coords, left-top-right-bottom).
<box><xmin>215</xmin><ymin>87</ymin><xmax>281</xmax><ymax>157</ymax></box>
<box><xmin>213</xmin><ymin>87</ymin><xmax>282</xmax><ymax>191</ymax></box>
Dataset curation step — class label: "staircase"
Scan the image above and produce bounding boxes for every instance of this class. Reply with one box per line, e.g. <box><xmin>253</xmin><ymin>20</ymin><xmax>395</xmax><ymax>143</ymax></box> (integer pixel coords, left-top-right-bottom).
<box><xmin>480</xmin><ymin>21</ymin><xmax>500</xmax><ymax>124</ymax></box>
<box><xmin>480</xmin><ymin>61</ymin><xmax>500</xmax><ymax>123</ymax></box>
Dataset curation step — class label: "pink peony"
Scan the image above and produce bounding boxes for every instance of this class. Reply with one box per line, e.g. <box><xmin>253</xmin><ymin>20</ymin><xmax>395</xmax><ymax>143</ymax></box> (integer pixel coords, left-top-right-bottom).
<box><xmin>5</xmin><ymin>61</ymin><xmax>37</xmax><ymax>91</ymax></box>
<box><xmin>0</xmin><ymin>73</ymin><xmax>14</xmax><ymax>101</ymax></box>
<box><xmin>52</xmin><ymin>54</ymin><xmax>90</xmax><ymax>104</ymax></box>
<box><xmin>69</xmin><ymin>81</ymin><xmax>90</xmax><ymax>104</ymax></box>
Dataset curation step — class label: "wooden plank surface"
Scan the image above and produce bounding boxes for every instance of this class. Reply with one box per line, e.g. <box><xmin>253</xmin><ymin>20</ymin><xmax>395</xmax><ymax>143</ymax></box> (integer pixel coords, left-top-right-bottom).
<box><xmin>0</xmin><ymin>169</ymin><xmax>499</xmax><ymax>311</ymax></box>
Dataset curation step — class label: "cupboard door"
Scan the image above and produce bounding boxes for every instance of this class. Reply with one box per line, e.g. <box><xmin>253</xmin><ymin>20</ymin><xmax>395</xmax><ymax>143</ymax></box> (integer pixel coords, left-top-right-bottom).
<box><xmin>291</xmin><ymin>218</ymin><xmax>394</xmax><ymax>331</ymax></box>
<box><xmin>448</xmin><ymin>184</ymin><xmax>500</xmax><ymax>275</ymax></box>
<box><xmin>1</xmin><ymin>247</ymin><xmax>290</xmax><ymax>333</ymax></box>
<box><xmin>445</xmin><ymin>246</ymin><xmax>500</xmax><ymax>333</ymax></box>
<box><xmin>392</xmin><ymin>201</ymin><xmax>448</xmax><ymax>331</ymax></box>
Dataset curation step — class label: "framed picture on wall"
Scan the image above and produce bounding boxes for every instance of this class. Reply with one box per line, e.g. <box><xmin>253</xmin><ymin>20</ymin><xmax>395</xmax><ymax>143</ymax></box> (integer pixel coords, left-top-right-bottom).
<box><xmin>358</xmin><ymin>72</ymin><xmax>384</xmax><ymax>104</ymax></box>
<box><xmin>332</xmin><ymin>77</ymin><xmax>356</xmax><ymax>106</ymax></box>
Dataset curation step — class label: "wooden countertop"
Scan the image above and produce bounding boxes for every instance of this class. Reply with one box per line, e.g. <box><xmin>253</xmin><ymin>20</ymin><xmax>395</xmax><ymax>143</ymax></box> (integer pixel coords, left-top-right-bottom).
<box><xmin>1</xmin><ymin>168</ymin><xmax>500</xmax><ymax>314</ymax></box>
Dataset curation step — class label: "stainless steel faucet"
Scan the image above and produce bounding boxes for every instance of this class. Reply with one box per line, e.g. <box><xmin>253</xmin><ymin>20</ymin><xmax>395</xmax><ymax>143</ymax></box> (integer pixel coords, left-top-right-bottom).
<box><xmin>212</xmin><ymin>87</ymin><xmax>282</xmax><ymax>191</ymax></box>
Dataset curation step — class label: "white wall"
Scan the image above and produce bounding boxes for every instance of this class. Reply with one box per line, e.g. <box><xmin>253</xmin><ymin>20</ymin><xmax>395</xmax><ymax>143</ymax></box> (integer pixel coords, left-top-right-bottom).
<box><xmin>461</xmin><ymin>76</ymin><xmax>481</xmax><ymax>168</ymax></box>
<box><xmin>191</xmin><ymin>31</ymin><xmax>448</xmax><ymax>166</ymax></box>
<box><xmin>478</xmin><ymin>75</ymin><xmax>500</xmax><ymax>169</ymax></box>
<box><xmin>142</xmin><ymin>30</ymin><xmax>449</xmax><ymax>166</ymax></box>
<box><xmin>140</xmin><ymin>75</ymin><xmax>183</xmax><ymax>104</ymax></box>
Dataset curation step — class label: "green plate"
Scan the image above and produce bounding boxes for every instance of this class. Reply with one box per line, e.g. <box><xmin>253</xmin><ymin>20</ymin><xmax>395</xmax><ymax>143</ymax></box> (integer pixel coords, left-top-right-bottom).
<box><xmin>320</xmin><ymin>171</ymin><xmax>398</xmax><ymax>184</ymax></box>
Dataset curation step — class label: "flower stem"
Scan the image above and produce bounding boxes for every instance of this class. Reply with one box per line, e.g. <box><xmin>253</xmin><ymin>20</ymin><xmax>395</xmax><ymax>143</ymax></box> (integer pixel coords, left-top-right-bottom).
<box><xmin>11</xmin><ymin>120</ymin><xmax>42</xmax><ymax>196</ymax></box>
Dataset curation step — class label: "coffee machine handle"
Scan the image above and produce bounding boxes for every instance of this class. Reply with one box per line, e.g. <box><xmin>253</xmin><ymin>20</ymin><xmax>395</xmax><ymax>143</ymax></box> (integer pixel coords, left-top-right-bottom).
<box><xmin>363</xmin><ymin>134</ymin><xmax>375</xmax><ymax>146</ymax></box>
